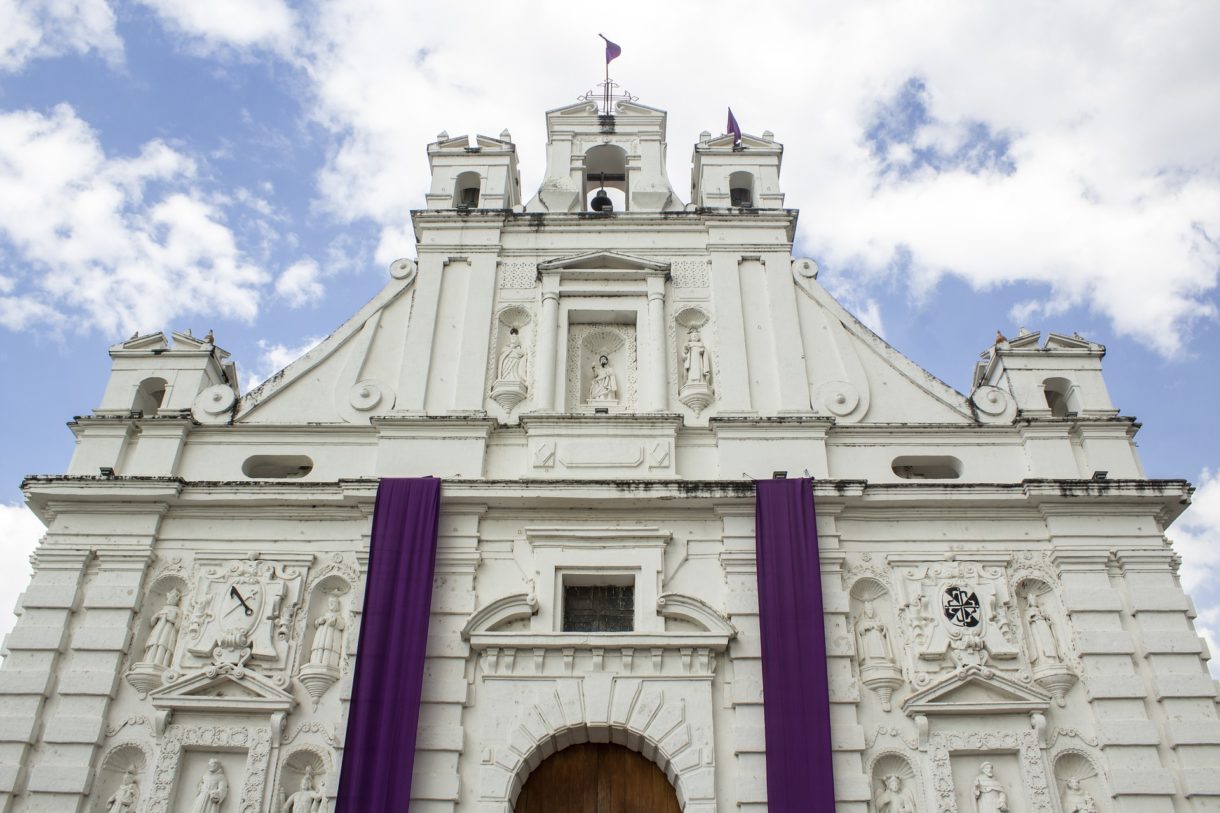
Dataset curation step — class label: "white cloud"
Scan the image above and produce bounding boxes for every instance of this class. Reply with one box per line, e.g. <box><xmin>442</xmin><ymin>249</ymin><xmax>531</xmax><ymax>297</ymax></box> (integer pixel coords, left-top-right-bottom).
<box><xmin>275</xmin><ymin>258</ymin><xmax>324</xmax><ymax>308</ymax></box>
<box><xmin>1168</xmin><ymin>469</ymin><xmax>1220</xmax><ymax>678</ymax></box>
<box><xmin>288</xmin><ymin>1</ymin><xmax>1220</xmax><ymax>354</ymax></box>
<box><xmin>250</xmin><ymin>334</ymin><xmax>324</xmax><ymax>385</ymax></box>
<box><xmin>135</xmin><ymin>0</ymin><xmax>296</xmax><ymax>54</ymax></box>
<box><xmin>0</xmin><ymin>0</ymin><xmax>122</xmax><ymax>72</ymax></box>
<box><xmin>0</xmin><ymin>104</ymin><xmax>269</xmax><ymax>336</ymax></box>
<box><xmin>0</xmin><ymin>504</ymin><xmax>44</xmax><ymax>649</ymax></box>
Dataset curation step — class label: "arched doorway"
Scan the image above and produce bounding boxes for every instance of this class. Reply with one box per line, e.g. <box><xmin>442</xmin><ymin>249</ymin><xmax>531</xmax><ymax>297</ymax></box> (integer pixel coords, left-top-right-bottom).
<box><xmin>514</xmin><ymin>743</ymin><xmax>681</xmax><ymax>813</ymax></box>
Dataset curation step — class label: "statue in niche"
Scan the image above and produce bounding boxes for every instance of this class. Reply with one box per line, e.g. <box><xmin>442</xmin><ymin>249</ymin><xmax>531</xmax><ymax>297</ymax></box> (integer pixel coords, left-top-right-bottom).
<box><xmin>106</xmin><ymin>770</ymin><xmax>139</xmax><ymax>813</ymax></box>
<box><xmin>589</xmin><ymin>355</ymin><xmax>619</xmax><ymax>402</ymax></box>
<box><xmin>281</xmin><ymin>765</ymin><xmax>324</xmax><ymax>813</ymax></box>
<box><xmin>1025</xmin><ymin>593</ymin><xmax>1061</xmax><ymax>663</ymax></box>
<box><xmin>1062</xmin><ymin>778</ymin><xmax>1099</xmax><ymax>813</ymax></box>
<box><xmin>855</xmin><ymin>600</ymin><xmax>895</xmax><ymax>664</ymax></box>
<box><xmin>310</xmin><ymin>595</ymin><xmax>346</xmax><ymax>668</ymax></box>
<box><xmin>682</xmin><ymin>328</ymin><xmax>711</xmax><ymax>385</ymax></box>
<box><xmin>972</xmin><ymin>762</ymin><xmax>1008</xmax><ymax>813</ymax></box>
<box><xmin>189</xmin><ymin>759</ymin><xmax>228</xmax><ymax>813</ymax></box>
<box><xmin>497</xmin><ymin>328</ymin><xmax>527</xmax><ymax>383</ymax></box>
<box><xmin>875</xmin><ymin>774</ymin><xmax>918</xmax><ymax>813</ymax></box>
<box><xmin>141</xmin><ymin>588</ymin><xmax>182</xmax><ymax>668</ymax></box>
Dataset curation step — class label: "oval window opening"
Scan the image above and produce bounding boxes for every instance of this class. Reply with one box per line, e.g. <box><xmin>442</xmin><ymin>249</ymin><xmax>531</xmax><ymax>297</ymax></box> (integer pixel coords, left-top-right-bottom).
<box><xmin>242</xmin><ymin>455</ymin><xmax>313</xmax><ymax>479</ymax></box>
<box><xmin>891</xmin><ymin>455</ymin><xmax>962</xmax><ymax>480</ymax></box>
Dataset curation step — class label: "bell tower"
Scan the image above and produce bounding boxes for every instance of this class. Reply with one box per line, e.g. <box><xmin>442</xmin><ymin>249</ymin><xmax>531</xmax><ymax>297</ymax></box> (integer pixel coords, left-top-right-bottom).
<box><xmin>525</xmin><ymin>88</ymin><xmax>681</xmax><ymax>213</ymax></box>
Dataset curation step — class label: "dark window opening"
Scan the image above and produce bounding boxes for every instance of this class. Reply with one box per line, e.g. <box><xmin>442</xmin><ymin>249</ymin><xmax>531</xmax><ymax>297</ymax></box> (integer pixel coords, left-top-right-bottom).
<box><xmin>730</xmin><ymin>187</ymin><xmax>753</xmax><ymax>207</ymax></box>
<box><xmin>459</xmin><ymin>186</ymin><xmax>480</xmax><ymax>208</ymax></box>
<box><xmin>562</xmin><ymin>584</ymin><xmax>634</xmax><ymax>632</ymax></box>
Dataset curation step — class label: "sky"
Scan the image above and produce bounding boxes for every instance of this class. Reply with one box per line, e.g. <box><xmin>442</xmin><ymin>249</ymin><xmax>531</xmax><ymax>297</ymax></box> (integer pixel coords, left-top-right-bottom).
<box><xmin>0</xmin><ymin>1</ymin><xmax>1217</xmax><ymax>672</ymax></box>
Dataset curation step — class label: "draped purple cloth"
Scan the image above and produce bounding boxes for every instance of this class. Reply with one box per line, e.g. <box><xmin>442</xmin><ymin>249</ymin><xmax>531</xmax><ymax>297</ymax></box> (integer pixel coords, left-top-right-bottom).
<box><xmin>336</xmin><ymin>478</ymin><xmax>441</xmax><ymax>811</ymax></box>
<box><xmin>755</xmin><ymin>478</ymin><xmax>836</xmax><ymax>811</ymax></box>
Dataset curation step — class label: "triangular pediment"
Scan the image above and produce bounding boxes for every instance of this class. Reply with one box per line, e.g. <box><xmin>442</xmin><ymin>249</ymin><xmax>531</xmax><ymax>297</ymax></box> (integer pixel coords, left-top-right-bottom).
<box><xmin>538</xmin><ymin>251</ymin><xmax>669</xmax><ymax>272</ymax></box>
<box><xmin>700</xmin><ymin>133</ymin><xmax>781</xmax><ymax>151</ymax></box>
<box><xmin>903</xmin><ymin>666</ymin><xmax>1050</xmax><ymax>717</ymax></box>
<box><xmin>149</xmin><ymin>665</ymin><xmax>296</xmax><ymax>715</ymax></box>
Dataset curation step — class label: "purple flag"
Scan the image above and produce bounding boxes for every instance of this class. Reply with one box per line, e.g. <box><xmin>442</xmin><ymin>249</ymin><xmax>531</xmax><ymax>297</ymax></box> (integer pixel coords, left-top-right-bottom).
<box><xmin>727</xmin><ymin>107</ymin><xmax>742</xmax><ymax>145</ymax></box>
<box><xmin>599</xmin><ymin>34</ymin><xmax>622</xmax><ymax>64</ymax></box>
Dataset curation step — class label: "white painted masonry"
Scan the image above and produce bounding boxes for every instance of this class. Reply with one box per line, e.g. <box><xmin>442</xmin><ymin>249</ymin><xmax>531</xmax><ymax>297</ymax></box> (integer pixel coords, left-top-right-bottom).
<box><xmin>1</xmin><ymin>95</ymin><xmax>1216</xmax><ymax>813</ymax></box>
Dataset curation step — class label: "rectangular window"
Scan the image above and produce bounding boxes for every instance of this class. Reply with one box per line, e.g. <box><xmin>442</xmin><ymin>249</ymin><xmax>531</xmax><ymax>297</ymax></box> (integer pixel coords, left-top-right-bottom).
<box><xmin>562</xmin><ymin>584</ymin><xmax>634</xmax><ymax>632</ymax></box>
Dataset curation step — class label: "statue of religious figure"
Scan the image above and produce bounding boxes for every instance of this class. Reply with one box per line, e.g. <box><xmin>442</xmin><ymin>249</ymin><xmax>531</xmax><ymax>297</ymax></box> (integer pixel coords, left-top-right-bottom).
<box><xmin>107</xmin><ymin>770</ymin><xmax>139</xmax><ymax>813</ymax></box>
<box><xmin>142</xmin><ymin>588</ymin><xmax>182</xmax><ymax>668</ymax></box>
<box><xmin>682</xmin><ymin>328</ymin><xmax>711</xmax><ymax>385</ymax></box>
<box><xmin>973</xmin><ymin>762</ymin><xmax>1008</xmax><ymax>813</ymax></box>
<box><xmin>310</xmin><ymin>596</ymin><xmax>346</xmax><ymax>669</ymax></box>
<box><xmin>855</xmin><ymin>600</ymin><xmax>895</xmax><ymax>664</ymax></box>
<box><xmin>281</xmin><ymin>766</ymin><xmax>324</xmax><ymax>813</ymax></box>
<box><xmin>875</xmin><ymin>774</ymin><xmax>918</xmax><ymax>813</ymax></box>
<box><xmin>1062</xmin><ymin>778</ymin><xmax>1098</xmax><ymax>813</ymax></box>
<box><xmin>1025</xmin><ymin>593</ymin><xmax>1061</xmax><ymax>663</ymax></box>
<box><xmin>589</xmin><ymin>355</ymin><xmax>618</xmax><ymax>402</ymax></box>
<box><xmin>497</xmin><ymin>328</ymin><xmax>527</xmax><ymax>383</ymax></box>
<box><xmin>189</xmin><ymin>759</ymin><xmax>228</xmax><ymax>813</ymax></box>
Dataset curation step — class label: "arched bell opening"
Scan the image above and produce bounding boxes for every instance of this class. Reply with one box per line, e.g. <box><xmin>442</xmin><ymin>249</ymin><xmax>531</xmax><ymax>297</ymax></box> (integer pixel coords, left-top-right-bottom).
<box><xmin>454</xmin><ymin>170</ymin><xmax>482</xmax><ymax>208</ymax></box>
<box><xmin>728</xmin><ymin>170</ymin><xmax>754</xmax><ymax>207</ymax></box>
<box><xmin>583</xmin><ymin>144</ymin><xmax>628</xmax><ymax>212</ymax></box>
<box><xmin>513</xmin><ymin>740</ymin><xmax>682</xmax><ymax>813</ymax></box>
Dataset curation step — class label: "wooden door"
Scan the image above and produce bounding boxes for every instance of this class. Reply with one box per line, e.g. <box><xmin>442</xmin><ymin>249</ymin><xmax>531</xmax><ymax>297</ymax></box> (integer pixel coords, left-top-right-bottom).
<box><xmin>514</xmin><ymin>743</ymin><xmax>682</xmax><ymax>813</ymax></box>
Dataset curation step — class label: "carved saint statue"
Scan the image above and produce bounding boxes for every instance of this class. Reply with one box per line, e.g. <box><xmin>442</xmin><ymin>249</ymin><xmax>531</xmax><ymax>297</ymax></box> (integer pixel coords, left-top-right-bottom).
<box><xmin>189</xmin><ymin>759</ymin><xmax>228</xmax><ymax>813</ymax></box>
<box><xmin>875</xmin><ymin>774</ymin><xmax>918</xmax><ymax>813</ymax></box>
<box><xmin>682</xmin><ymin>328</ymin><xmax>711</xmax><ymax>385</ymax></box>
<box><xmin>281</xmin><ymin>765</ymin><xmax>324</xmax><ymax>813</ymax></box>
<box><xmin>497</xmin><ymin>328</ymin><xmax>527</xmax><ymax>383</ymax></box>
<box><xmin>141</xmin><ymin>588</ymin><xmax>182</xmax><ymax>668</ymax></box>
<box><xmin>1062</xmin><ymin>778</ymin><xmax>1099</xmax><ymax>813</ymax></box>
<box><xmin>589</xmin><ymin>355</ymin><xmax>618</xmax><ymax>402</ymax></box>
<box><xmin>106</xmin><ymin>770</ymin><xmax>139</xmax><ymax>813</ymax></box>
<box><xmin>310</xmin><ymin>595</ymin><xmax>346</xmax><ymax>669</ymax></box>
<box><xmin>973</xmin><ymin>762</ymin><xmax>1008</xmax><ymax>813</ymax></box>
<box><xmin>1025</xmin><ymin>593</ymin><xmax>1061</xmax><ymax>663</ymax></box>
<box><xmin>855</xmin><ymin>600</ymin><xmax>895</xmax><ymax>664</ymax></box>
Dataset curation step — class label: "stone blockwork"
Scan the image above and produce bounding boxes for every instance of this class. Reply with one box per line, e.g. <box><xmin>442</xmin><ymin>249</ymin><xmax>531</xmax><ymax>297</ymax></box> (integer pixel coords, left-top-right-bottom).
<box><xmin>3</xmin><ymin>92</ymin><xmax>1217</xmax><ymax>813</ymax></box>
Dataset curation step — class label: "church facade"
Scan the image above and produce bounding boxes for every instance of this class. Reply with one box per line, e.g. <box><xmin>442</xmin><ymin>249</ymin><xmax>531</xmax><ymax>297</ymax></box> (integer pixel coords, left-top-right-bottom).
<box><xmin>1</xmin><ymin>92</ymin><xmax>1217</xmax><ymax>813</ymax></box>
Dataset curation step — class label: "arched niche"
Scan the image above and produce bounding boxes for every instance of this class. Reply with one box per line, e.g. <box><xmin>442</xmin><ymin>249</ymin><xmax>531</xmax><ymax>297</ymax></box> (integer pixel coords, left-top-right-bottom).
<box><xmin>276</xmin><ymin>746</ymin><xmax>331</xmax><ymax>810</ymax></box>
<box><xmin>849</xmin><ymin>577</ymin><xmax>904</xmax><ymax>712</ymax></box>
<box><xmin>454</xmin><ymin>170</ymin><xmax>482</xmax><ymax>208</ymax></box>
<box><xmin>1043</xmin><ymin>376</ymin><xmax>1079</xmax><ymax>417</ymax></box>
<box><xmin>583</xmin><ymin>144</ymin><xmax>628</xmax><ymax>212</ymax></box>
<box><xmin>135</xmin><ymin>574</ymin><xmax>188</xmax><ymax>666</ymax></box>
<box><xmin>132</xmin><ymin>376</ymin><xmax>167</xmax><ymax>416</ymax></box>
<box><xmin>1053</xmin><ymin>750</ymin><xmax>1108</xmax><ymax>812</ymax></box>
<box><xmin>91</xmin><ymin>742</ymin><xmax>149</xmax><ymax>813</ymax></box>
<box><xmin>869</xmin><ymin>750</ymin><xmax>922</xmax><ymax>813</ymax></box>
<box><xmin>1015</xmin><ymin>578</ymin><xmax>1071</xmax><ymax>664</ymax></box>
<box><xmin>728</xmin><ymin>170</ymin><xmax>755</xmax><ymax>207</ymax></box>
<box><xmin>302</xmin><ymin>574</ymin><xmax>352</xmax><ymax>670</ymax></box>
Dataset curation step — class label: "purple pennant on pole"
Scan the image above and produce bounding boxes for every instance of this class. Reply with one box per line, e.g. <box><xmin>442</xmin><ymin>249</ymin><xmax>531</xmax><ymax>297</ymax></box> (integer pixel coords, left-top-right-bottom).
<box><xmin>599</xmin><ymin>33</ymin><xmax>622</xmax><ymax>64</ymax></box>
<box><xmin>727</xmin><ymin>107</ymin><xmax>742</xmax><ymax>145</ymax></box>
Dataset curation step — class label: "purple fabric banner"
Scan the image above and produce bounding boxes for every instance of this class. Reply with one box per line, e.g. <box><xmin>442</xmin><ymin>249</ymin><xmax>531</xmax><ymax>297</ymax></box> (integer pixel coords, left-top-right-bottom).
<box><xmin>336</xmin><ymin>478</ymin><xmax>441</xmax><ymax>811</ymax></box>
<box><xmin>755</xmin><ymin>477</ymin><xmax>836</xmax><ymax>811</ymax></box>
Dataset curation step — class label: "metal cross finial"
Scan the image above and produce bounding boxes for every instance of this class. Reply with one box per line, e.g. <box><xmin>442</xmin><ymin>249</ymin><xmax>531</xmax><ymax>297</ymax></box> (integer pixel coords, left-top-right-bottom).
<box><xmin>577</xmin><ymin>80</ymin><xmax>639</xmax><ymax>116</ymax></box>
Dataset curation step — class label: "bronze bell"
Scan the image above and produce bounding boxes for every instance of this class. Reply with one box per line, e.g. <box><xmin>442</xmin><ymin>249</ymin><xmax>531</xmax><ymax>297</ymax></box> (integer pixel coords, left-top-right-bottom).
<box><xmin>590</xmin><ymin>189</ymin><xmax>613</xmax><ymax>212</ymax></box>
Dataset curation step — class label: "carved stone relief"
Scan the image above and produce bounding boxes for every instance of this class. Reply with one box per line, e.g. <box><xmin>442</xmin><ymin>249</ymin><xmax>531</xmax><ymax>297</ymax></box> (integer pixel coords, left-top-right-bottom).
<box><xmin>566</xmin><ymin>324</ymin><xmax>637</xmax><ymax>412</ymax></box>
<box><xmin>127</xmin><ymin>579</ymin><xmax>188</xmax><ymax>696</ymax></box>
<box><xmin>93</xmin><ymin>742</ymin><xmax>149</xmax><ymax>813</ymax></box>
<box><xmin>674</xmin><ymin>307</ymin><xmax>714</xmax><ymax>415</ymax></box>
<box><xmin>146</xmin><ymin>725</ymin><xmax>272</xmax><ymax>813</ymax></box>
<box><xmin>893</xmin><ymin>560</ymin><xmax>1018</xmax><ymax>689</ymax></box>
<box><xmin>1017</xmin><ymin>580</ymin><xmax>1078</xmax><ymax>706</ymax></box>
<box><xmin>928</xmin><ymin>730</ymin><xmax>1052</xmax><ymax>813</ymax></box>
<box><xmin>498</xmin><ymin>261</ymin><xmax>538</xmax><ymax>289</ymax></box>
<box><xmin>1053</xmin><ymin>751</ymin><xmax>1107</xmax><ymax>813</ymax></box>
